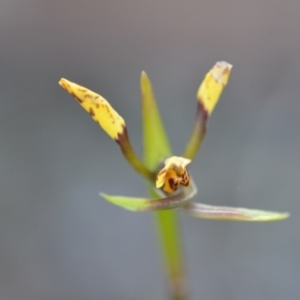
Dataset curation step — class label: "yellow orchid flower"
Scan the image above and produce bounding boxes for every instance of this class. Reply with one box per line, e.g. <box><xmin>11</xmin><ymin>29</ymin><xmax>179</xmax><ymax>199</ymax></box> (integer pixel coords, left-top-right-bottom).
<box><xmin>156</xmin><ymin>156</ymin><xmax>191</xmax><ymax>194</ymax></box>
<box><xmin>59</xmin><ymin>62</ymin><xmax>289</xmax><ymax>221</ymax></box>
<box><xmin>59</xmin><ymin>61</ymin><xmax>289</xmax><ymax>300</ymax></box>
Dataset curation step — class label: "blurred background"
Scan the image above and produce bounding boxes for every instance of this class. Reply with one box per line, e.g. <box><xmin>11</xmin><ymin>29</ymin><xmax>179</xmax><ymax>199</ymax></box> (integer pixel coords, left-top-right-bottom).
<box><xmin>1</xmin><ymin>1</ymin><xmax>299</xmax><ymax>299</ymax></box>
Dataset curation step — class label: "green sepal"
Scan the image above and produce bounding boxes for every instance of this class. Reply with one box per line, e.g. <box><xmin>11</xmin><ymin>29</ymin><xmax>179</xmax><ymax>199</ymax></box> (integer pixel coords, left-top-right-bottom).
<box><xmin>100</xmin><ymin>182</ymin><xmax>197</xmax><ymax>212</ymax></box>
<box><xmin>140</xmin><ymin>71</ymin><xmax>172</xmax><ymax>170</ymax></box>
<box><xmin>101</xmin><ymin>193</ymin><xmax>151</xmax><ymax>211</ymax></box>
<box><xmin>182</xmin><ymin>203</ymin><xmax>289</xmax><ymax>222</ymax></box>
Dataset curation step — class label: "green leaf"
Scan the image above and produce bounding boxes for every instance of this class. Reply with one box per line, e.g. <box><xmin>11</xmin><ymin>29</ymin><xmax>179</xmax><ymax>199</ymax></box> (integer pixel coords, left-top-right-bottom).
<box><xmin>140</xmin><ymin>71</ymin><xmax>171</xmax><ymax>170</ymax></box>
<box><xmin>182</xmin><ymin>203</ymin><xmax>289</xmax><ymax>222</ymax></box>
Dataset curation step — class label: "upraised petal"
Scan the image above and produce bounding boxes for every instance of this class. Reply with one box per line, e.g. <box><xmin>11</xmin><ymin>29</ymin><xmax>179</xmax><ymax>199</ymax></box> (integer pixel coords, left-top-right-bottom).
<box><xmin>156</xmin><ymin>156</ymin><xmax>191</xmax><ymax>193</ymax></box>
<box><xmin>59</xmin><ymin>78</ymin><xmax>125</xmax><ymax>140</ymax></box>
<box><xmin>181</xmin><ymin>203</ymin><xmax>289</xmax><ymax>221</ymax></box>
<box><xmin>59</xmin><ymin>78</ymin><xmax>154</xmax><ymax>180</ymax></box>
<box><xmin>183</xmin><ymin>62</ymin><xmax>232</xmax><ymax>160</ymax></box>
<box><xmin>197</xmin><ymin>61</ymin><xmax>232</xmax><ymax>115</ymax></box>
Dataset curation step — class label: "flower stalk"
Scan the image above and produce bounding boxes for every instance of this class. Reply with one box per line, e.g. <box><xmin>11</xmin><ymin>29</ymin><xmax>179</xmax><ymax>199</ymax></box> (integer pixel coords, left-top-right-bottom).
<box><xmin>155</xmin><ymin>209</ymin><xmax>187</xmax><ymax>300</ymax></box>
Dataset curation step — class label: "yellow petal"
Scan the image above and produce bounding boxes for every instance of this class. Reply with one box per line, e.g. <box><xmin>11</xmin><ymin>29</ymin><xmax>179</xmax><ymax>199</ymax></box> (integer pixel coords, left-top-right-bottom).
<box><xmin>183</xmin><ymin>61</ymin><xmax>232</xmax><ymax>160</ymax></box>
<box><xmin>156</xmin><ymin>156</ymin><xmax>191</xmax><ymax>193</ymax></box>
<box><xmin>197</xmin><ymin>61</ymin><xmax>232</xmax><ymax>115</ymax></box>
<box><xmin>59</xmin><ymin>78</ymin><xmax>154</xmax><ymax>180</ymax></box>
<box><xmin>59</xmin><ymin>78</ymin><xmax>125</xmax><ymax>140</ymax></box>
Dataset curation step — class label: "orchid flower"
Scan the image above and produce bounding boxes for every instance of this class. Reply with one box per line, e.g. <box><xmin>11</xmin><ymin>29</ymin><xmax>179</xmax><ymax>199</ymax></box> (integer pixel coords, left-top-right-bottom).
<box><xmin>59</xmin><ymin>62</ymin><xmax>288</xmax><ymax>222</ymax></box>
<box><xmin>59</xmin><ymin>61</ymin><xmax>289</xmax><ymax>299</ymax></box>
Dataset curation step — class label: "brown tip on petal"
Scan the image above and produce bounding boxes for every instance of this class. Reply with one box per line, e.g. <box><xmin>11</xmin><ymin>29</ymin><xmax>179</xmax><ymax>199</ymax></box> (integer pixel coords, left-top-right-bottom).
<box><xmin>183</xmin><ymin>62</ymin><xmax>232</xmax><ymax>160</ymax></box>
<box><xmin>59</xmin><ymin>78</ymin><xmax>74</xmax><ymax>96</ymax></box>
<box><xmin>58</xmin><ymin>78</ymin><xmax>67</xmax><ymax>88</ymax></box>
<box><xmin>211</xmin><ymin>61</ymin><xmax>233</xmax><ymax>85</ymax></box>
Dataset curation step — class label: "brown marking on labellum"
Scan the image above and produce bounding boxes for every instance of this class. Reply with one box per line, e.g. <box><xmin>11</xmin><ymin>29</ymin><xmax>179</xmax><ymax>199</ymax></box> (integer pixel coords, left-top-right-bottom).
<box><xmin>168</xmin><ymin>177</ymin><xmax>179</xmax><ymax>191</ymax></box>
<box><xmin>95</xmin><ymin>103</ymin><xmax>100</xmax><ymax>108</ymax></box>
<box><xmin>180</xmin><ymin>174</ymin><xmax>190</xmax><ymax>186</ymax></box>
<box><xmin>168</xmin><ymin>178</ymin><xmax>175</xmax><ymax>190</ymax></box>
<box><xmin>181</xmin><ymin>179</ymin><xmax>190</xmax><ymax>186</ymax></box>
<box><xmin>169</xmin><ymin>178</ymin><xmax>175</xmax><ymax>186</ymax></box>
<box><xmin>180</xmin><ymin>171</ymin><xmax>190</xmax><ymax>185</ymax></box>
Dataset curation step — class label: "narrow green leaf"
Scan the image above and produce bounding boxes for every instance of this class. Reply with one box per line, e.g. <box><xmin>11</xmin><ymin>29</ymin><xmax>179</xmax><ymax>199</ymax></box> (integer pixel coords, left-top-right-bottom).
<box><xmin>182</xmin><ymin>203</ymin><xmax>289</xmax><ymax>221</ymax></box>
<box><xmin>140</xmin><ymin>71</ymin><xmax>171</xmax><ymax>170</ymax></box>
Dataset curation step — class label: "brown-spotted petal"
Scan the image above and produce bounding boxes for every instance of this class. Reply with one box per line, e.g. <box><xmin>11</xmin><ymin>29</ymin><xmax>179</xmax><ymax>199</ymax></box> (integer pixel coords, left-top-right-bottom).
<box><xmin>59</xmin><ymin>78</ymin><xmax>125</xmax><ymax>140</ymax></box>
<box><xmin>183</xmin><ymin>62</ymin><xmax>232</xmax><ymax>160</ymax></box>
<box><xmin>59</xmin><ymin>78</ymin><xmax>154</xmax><ymax>180</ymax></box>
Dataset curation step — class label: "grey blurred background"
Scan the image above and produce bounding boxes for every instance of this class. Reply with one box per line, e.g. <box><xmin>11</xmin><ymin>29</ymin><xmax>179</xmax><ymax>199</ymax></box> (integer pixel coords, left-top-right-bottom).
<box><xmin>0</xmin><ymin>1</ymin><xmax>299</xmax><ymax>299</ymax></box>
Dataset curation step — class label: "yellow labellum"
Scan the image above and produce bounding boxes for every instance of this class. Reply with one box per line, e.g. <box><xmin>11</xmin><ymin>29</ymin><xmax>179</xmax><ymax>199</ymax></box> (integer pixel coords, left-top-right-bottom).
<box><xmin>197</xmin><ymin>61</ymin><xmax>232</xmax><ymax>114</ymax></box>
<box><xmin>156</xmin><ymin>156</ymin><xmax>191</xmax><ymax>193</ymax></box>
<box><xmin>59</xmin><ymin>78</ymin><xmax>125</xmax><ymax>140</ymax></box>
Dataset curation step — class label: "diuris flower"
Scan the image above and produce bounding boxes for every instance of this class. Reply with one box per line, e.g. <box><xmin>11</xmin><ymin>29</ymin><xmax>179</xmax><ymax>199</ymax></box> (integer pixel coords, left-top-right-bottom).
<box><xmin>59</xmin><ymin>62</ymin><xmax>288</xmax><ymax>221</ymax></box>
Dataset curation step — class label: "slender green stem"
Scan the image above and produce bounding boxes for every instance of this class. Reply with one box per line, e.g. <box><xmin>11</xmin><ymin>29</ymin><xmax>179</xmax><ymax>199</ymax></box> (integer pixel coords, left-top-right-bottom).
<box><xmin>155</xmin><ymin>210</ymin><xmax>187</xmax><ymax>300</ymax></box>
<box><xmin>147</xmin><ymin>179</ymin><xmax>198</xmax><ymax>299</ymax></box>
<box><xmin>151</xmin><ymin>181</ymin><xmax>196</xmax><ymax>299</ymax></box>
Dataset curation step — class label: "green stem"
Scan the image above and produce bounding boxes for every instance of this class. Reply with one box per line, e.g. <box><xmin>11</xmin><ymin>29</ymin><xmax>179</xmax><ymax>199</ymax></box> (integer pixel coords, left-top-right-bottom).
<box><xmin>154</xmin><ymin>209</ymin><xmax>187</xmax><ymax>300</ymax></box>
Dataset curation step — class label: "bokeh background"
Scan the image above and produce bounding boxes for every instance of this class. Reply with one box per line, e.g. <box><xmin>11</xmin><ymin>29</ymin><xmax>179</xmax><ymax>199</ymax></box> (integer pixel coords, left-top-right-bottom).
<box><xmin>1</xmin><ymin>1</ymin><xmax>299</xmax><ymax>299</ymax></box>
